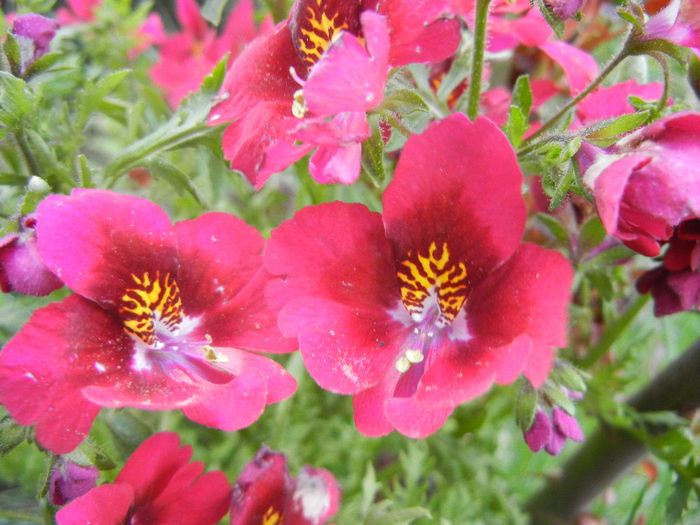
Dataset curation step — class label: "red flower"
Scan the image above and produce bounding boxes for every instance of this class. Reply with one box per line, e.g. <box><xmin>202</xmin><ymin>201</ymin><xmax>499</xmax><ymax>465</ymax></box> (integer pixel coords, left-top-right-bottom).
<box><xmin>208</xmin><ymin>0</ymin><xmax>460</xmax><ymax>188</ymax></box>
<box><xmin>231</xmin><ymin>445</ymin><xmax>341</xmax><ymax>525</ymax></box>
<box><xmin>0</xmin><ymin>190</ymin><xmax>296</xmax><ymax>454</ymax></box>
<box><xmin>265</xmin><ymin>114</ymin><xmax>572</xmax><ymax>438</ymax></box>
<box><xmin>150</xmin><ymin>0</ymin><xmax>272</xmax><ymax>108</ymax></box>
<box><xmin>56</xmin><ymin>432</ymin><xmax>231</xmax><ymax>525</ymax></box>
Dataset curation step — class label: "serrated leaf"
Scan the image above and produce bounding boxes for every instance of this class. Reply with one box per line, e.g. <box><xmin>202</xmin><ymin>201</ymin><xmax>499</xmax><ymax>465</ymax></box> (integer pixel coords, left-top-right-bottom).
<box><xmin>587</xmin><ymin>111</ymin><xmax>652</xmax><ymax>141</ymax></box>
<box><xmin>361</xmin><ymin>117</ymin><xmax>386</xmax><ymax>186</ymax></box>
<box><xmin>202</xmin><ymin>0</ymin><xmax>228</xmax><ymax>26</ymax></box>
<box><xmin>361</xmin><ymin>462</ymin><xmax>381</xmax><ymax>517</ymax></box>
<box><xmin>516</xmin><ymin>377</ymin><xmax>538</xmax><ymax>432</ymax></box>
<box><xmin>24</xmin><ymin>128</ymin><xmax>74</xmax><ymax>186</ymax></box>
<box><xmin>666</xmin><ymin>475</ymin><xmax>692</xmax><ymax>525</ymax></box>
<box><xmin>77</xmin><ymin>154</ymin><xmax>93</xmax><ymax>188</ymax></box>
<box><xmin>536</xmin><ymin>213</ymin><xmax>569</xmax><ymax>244</ymax></box>
<box><xmin>549</xmin><ymin>165</ymin><xmax>574</xmax><ymax>210</ymax></box>
<box><xmin>504</xmin><ymin>106</ymin><xmax>529</xmax><ymax>147</ymax></box>
<box><xmin>201</xmin><ymin>53</ymin><xmax>229</xmax><ymax>95</ymax></box>
<box><xmin>0</xmin><ymin>71</ymin><xmax>33</xmax><ymax>128</ymax></box>
<box><xmin>380</xmin><ymin>89</ymin><xmax>429</xmax><ymax>115</ymax></box>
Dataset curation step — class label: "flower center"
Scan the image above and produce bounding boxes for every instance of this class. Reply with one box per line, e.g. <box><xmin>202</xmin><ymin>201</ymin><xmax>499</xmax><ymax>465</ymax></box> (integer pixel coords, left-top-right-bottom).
<box><xmin>263</xmin><ymin>507</ymin><xmax>283</xmax><ymax>525</ymax></box>
<box><xmin>119</xmin><ymin>271</ymin><xmax>183</xmax><ymax>346</ymax></box>
<box><xmin>396</xmin><ymin>241</ymin><xmax>469</xmax><ymax>327</ymax></box>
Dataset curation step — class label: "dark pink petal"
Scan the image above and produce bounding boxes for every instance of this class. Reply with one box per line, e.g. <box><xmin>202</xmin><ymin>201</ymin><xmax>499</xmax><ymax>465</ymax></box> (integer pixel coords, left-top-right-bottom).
<box><xmin>56</xmin><ymin>483</ymin><xmax>134</xmax><ymax>525</ymax></box>
<box><xmin>0</xmin><ymin>231</ymin><xmax>63</xmax><ymax>295</ymax></box>
<box><xmin>231</xmin><ymin>447</ymin><xmax>292</xmax><ymax>525</ymax></box>
<box><xmin>353</xmin><ymin>382</ymin><xmax>395</xmax><ymax>436</ymax></box>
<box><xmin>540</xmin><ymin>41</ymin><xmax>598</xmax><ymax>95</ymax></box>
<box><xmin>509</xmin><ymin>8</ymin><xmax>552</xmax><ymax>46</ymax></box>
<box><xmin>303</xmin><ymin>11</ymin><xmax>389</xmax><ymax>117</ymax></box>
<box><xmin>49</xmin><ymin>460</ymin><xmax>100</xmax><ymax>506</ymax></box>
<box><xmin>308</xmin><ymin>141</ymin><xmax>363</xmax><ymax>184</ymax></box>
<box><xmin>379</xmin><ymin>0</ymin><xmax>461</xmax><ymax>66</ymax></box>
<box><xmin>524</xmin><ymin>410</ymin><xmax>552</xmax><ymax>452</ymax></box>
<box><xmin>36</xmin><ymin>189</ymin><xmax>178</xmax><ymax>310</ymax></box>
<box><xmin>553</xmin><ymin>408</ymin><xmax>583</xmax><ymax>441</ymax></box>
<box><xmin>544</xmin><ymin>427</ymin><xmax>567</xmax><ymax>455</ymax></box>
<box><xmin>383</xmin><ymin>114</ymin><xmax>526</xmax><ymax>286</ymax></box>
<box><xmin>174</xmin><ymin>212</ymin><xmax>264</xmax><ymax>316</ymax></box>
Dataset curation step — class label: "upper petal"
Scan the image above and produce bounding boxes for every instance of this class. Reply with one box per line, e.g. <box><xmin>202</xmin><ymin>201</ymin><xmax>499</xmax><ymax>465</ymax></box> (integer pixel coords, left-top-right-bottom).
<box><xmin>35</xmin><ymin>189</ymin><xmax>178</xmax><ymax>311</ymax></box>
<box><xmin>56</xmin><ymin>483</ymin><xmax>134</xmax><ymax>525</ymax></box>
<box><xmin>383</xmin><ymin>114</ymin><xmax>527</xmax><ymax>287</ymax></box>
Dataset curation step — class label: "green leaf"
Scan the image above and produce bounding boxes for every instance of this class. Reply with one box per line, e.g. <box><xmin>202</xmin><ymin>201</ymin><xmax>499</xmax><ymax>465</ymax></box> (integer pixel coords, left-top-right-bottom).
<box><xmin>379</xmin><ymin>89</ymin><xmax>429</xmax><ymax>115</ymax></box>
<box><xmin>24</xmin><ymin>128</ymin><xmax>74</xmax><ymax>186</ymax></box>
<box><xmin>200</xmin><ymin>52</ymin><xmax>229</xmax><ymax>95</ymax></box>
<box><xmin>146</xmin><ymin>157</ymin><xmax>206</xmax><ymax>207</ymax></box>
<box><xmin>586</xmin><ymin>111</ymin><xmax>653</xmax><ymax>142</ymax></box>
<box><xmin>77</xmin><ymin>154</ymin><xmax>93</xmax><ymax>188</ymax></box>
<box><xmin>94</xmin><ymin>69</ymin><xmax>131</xmax><ymax>98</ymax></box>
<box><xmin>202</xmin><ymin>0</ymin><xmax>229</xmax><ymax>26</ymax></box>
<box><xmin>3</xmin><ymin>32</ymin><xmax>21</xmax><ymax>77</ymax></box>
<box><xmin>515</xmin><ymin>377</ymin><xmax>538</xmax><ymax>432</ymax></box>
<box><xmin>534</xmin><ymin>0</ymin><xmax>565</xmax><ymax>39</ymax></box>
<box><xmin>0</xmin><ymin>416</ymin><xmax>27</xmax><ymax>456</ymax></box>
<box><xmin>548</xmin><ymin>165</ymin><xmax>575</xmax><ymax>210</ymax></box>
<box><xmin>65</xmin><ymin>439</ymin><xmax>116</xmax><ymax>470</ymax></box>
<box><xmin>22</xmin><ymin>51</ymin><xmax>61</xmax><ymax>79</ymax></box>
<box><xmin>553</xmin><ymin>360</ymin><xmax>588</xmax><ymax>393</ymax></box>
<box><xmin>361</xmin><ymin>116</ymin><xmax>386</xmax><ymax>186</ymax></box>
<box><xmin>543</xmin><ymin>383</ymin><xmax>576</xmax><ymax>415</ymax></box>
<box><xmin>0</xmin><ymin>71</ymin><xmax>33</xmax><ymax>128</ymax></box>
<box><xmin>666</xmin><ymin>475</ymin><xmax>692</xmax><ymax>525</ymax></box>
<box><xmin>630</xmin><ymin>39</ymin><xmax>690</xmax><ymax>64</ymax></box>
<box><xmin>360</xmin><ymin>462</ymin><xmax>381</xmax><ymax>517</ymax></box>
<box><xmin>511</xmin><ymin>75</ymin><xmax>533</xmax><ymax>116</ymax></box>
<box><xmin>617</xmin><ymin>9</ymin><xmax>644</xmax><ymax>30</ymax></box>
<box><xmin>578</xmin><ymin>216</ymin><xmax>606</xmax><ymax>253</ymax></box>
<box><xmin>688</xmin><ymin>51</ymin><xmax>700</xmax><ymax>100</ymax></box>
<box><xmin>536</xmin><ymin>213</ymin><xmax>569</xmax><ymax>244</ymax></box>
<box><xmin>648</xmin><ymin>429</ymin><xmax>694</xmax><ymax>462</ymax></box>
<box><xmin>504</xmin><ymin>106</ymin><xmax>529</xmax><ymax>148</ymax></box>
<box><xmin>20</xmin><ymin>175</ymin><xmax>51</xmax><ymax>215</ymax></box>
<box><xmin>364</xmin><ymin>501</ymin><xmax>432</xmax><ymax>525</ymax></box>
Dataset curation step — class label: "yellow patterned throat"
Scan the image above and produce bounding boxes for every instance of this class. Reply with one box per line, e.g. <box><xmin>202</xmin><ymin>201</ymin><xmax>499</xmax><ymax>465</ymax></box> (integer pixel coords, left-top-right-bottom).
<box><xmin>119</xmin><ymin>271</ymin><xmax>183</xmax><ymax>346</ymax></box>
<box><xmin>397</xmin><ymin>242</ymin><xmax>469</xmax><ymax>324</ymax></box>
<box><xmin>262</xmin><ymin>506</ymin><xmax>283</xmax><ymax>525</ymax></box>
<box><xmin>291</xmin><ymin>0</ymin><xmax>362</xmax><ymax>70</ymax></box>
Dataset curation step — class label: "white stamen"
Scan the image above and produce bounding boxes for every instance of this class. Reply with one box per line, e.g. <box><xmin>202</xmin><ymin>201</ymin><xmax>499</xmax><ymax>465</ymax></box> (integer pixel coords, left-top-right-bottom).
<box><xmin>405</xmin><ymin>349</ymin><xmax>424</xmax><ymax>364</ymax></box>
<box><xmin>395</xmin><ymin>356</ymin><xmax>411</xmax><ymax>373</ymax></box>
<box><xmin>292</xmin><ymin>89</ymin><xmax>308</xmax><ymax>118</ymax></box>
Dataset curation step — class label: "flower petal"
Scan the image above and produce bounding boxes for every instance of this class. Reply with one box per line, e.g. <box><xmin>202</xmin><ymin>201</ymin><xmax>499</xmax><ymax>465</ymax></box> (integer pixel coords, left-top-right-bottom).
<box><xmin>56</xmin><ymin>483</ymin><xmax>134</xmax><ymax>525</ymax></box>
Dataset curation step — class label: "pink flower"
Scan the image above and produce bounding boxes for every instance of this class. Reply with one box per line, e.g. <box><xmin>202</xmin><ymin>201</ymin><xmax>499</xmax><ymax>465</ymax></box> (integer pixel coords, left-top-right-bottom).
<box><xmin>209</xmin><ymin>0</ymin><xmax>460</xmax><ymax>188</ymax></box>
<box><xmin>56</xmin><ymin>0</ymin><xmax>101</xmax><ymax>24</ymax></box>
<box><xmin>49</xmin><ymin>459</ymin><xmax>99</xmax><ymax>506</ymax></box>
<box><xmin>11</xmin><ymin>13</ymin><xmax>59</xmax><ymax>71</ymax></box>
<box><xmin>0</xmin><ymin>189</ymin><xmax>297</xmax><ymax>454</ymax></box>
<box><xmin>642</xmin><ymin>0</ymin><xmax>700</xmax><ymax>53</ymax></box>
<box><xmin>56</xmin><ymin>432</ymin><xmax>230</xmax><ymax>525</ymax></box>
<box><xmin>637</xmin><ymin>218</ymin><xmax>700</xmax><ymax>315</ymax></box>
<box><xmin>0</xmin><ymin>214</ymin><xmax>63</xmax><ymax>296</ymax></box>
<box><xmin>150</xmin><ymin>0</ymin><xmax>272</xmax><ymax>108</ymax></box>
<box><xmin>265</xmin><ymin>114</ymin><xmax>573</xmax><ymax>438</ymax></box>
<box><xmin>575</xmin><ymin>79</ymin><xmax>666</xmax><ymax>126</ymax></box>
<box><xmin>525</xmin><ymin>408</ymin><xmax>583</xmax><ymax>455</ymax></box>
<box><xmin>543</xmin><ymin>0</ymin><xmax>585</xmax><ymax>21</ymax></box>
<box><xmin>582</xmin><ymin>112</ymin><xmax>700</xmax><ymax>257</ymax></box>
<box><xmin>231</xmin><ymin>445</ymin><xmax>341</xmax><ymax>525</ymax></box>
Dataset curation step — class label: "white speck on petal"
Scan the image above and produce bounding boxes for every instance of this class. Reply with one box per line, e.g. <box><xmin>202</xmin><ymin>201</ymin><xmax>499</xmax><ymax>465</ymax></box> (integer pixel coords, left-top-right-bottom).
<box><xmin>94</xmin><ymin>362</ymin><xmax>106</xmax><ymax>373</ymax></box>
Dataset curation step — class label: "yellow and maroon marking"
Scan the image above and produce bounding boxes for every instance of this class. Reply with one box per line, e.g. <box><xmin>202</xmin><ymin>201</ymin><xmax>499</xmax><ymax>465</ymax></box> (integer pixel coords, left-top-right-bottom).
<box><xmin>119</xmin><ymin>271</ymin><xmax>183</xmax><ymax>345</ymax></box>
<box><xmin>292</xmin><ymin>0</ymin><xmax>361</xmax><ymax>70</ymax></box>
<box><xmin>397</xmin><ymin>242</ymin><xmax>468</xmax><ymax>322</ymax></box>
<box><xmin>262</xmin><ymin>506</ymin><xmax>283</xmax><ymax>525</ymax></box>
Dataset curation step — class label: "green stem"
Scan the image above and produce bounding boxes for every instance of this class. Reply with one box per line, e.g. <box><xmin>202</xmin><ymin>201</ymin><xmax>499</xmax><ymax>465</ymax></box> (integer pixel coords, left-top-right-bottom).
<box><xmin>519</xmin><ymin>43</ymin><xmax>631</xmax><ymax>149</ymax></box>
<box><xmin>579</xmin><ymin>293</ymin><xmax>650</xmax><ymax>368</ymax></box>
<box><xmin>15</xmin><ymin>130</ymin><xmax>40</xmax><ymax>177</ymax></box>
<box><xmin>526</xmin><ymin>337</ymin><xmax>700</xmax><ymax>524</ymax></box>
<box><xmin>0</xmin><ymin>511</ymin><xmax>43</xmax><ymax>522</ymax></box>
<box><xmin>649</xmin><ymin>52</ymin><xmax>671</xmax><ymax>112</ymax></box>
<box><xmin>466</xmin><ymin>0</ymin><xmax>492</xmax><ymax>121</ymax></box>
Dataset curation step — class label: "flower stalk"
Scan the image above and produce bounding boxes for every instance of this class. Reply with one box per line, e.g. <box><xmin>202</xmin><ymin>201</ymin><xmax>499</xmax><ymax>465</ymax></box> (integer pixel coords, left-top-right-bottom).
<box><xmin>466</xmin><ymin>0</ymin><xmax>491</xmax><ymax>121</ymax></box>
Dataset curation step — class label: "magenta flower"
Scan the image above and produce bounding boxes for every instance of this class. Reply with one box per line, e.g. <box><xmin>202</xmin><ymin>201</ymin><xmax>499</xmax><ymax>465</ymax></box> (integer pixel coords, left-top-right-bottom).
<box><xmin>150</xmin><ymin>0</ymin><xmax>272</xmax><ymax>108</ymax></box>
<box><xmin>0</xmin><ymin>189</ymin><xmax>297</xmax><ymax>454</ymax></box>
<box><xmin>637</xmin><ymin>218</ymin><xmax>700</xmax><ymax>316</ymax></box>
<box><xmin>56</xmin><ymin>0</ymin><xmax>101</xmax><ymax>24</ymax></box>
<box><xmin>524</xmin><ymin>407</ymin><xmax>584</xmax><ymax>455</ymax></box>
<box><xmin>208</xmin><ymin>0</ymin><xmax>460</xmax><ymax>188</ymax></box>
<box><xmin>0</xmin><ymin>214</ymin><xmax>63</xmax><ymax>296</ymax></box>
<box><xmin>11</xmin><ymin>13</ymin><xmax>59</xmax><ymax>72</ymax></box>
<box><xmin>49</xmin><ymin>459</ymin><xmax>99</xmax><ymax>506</ymax></box>
<box><xmin>582</xmin><ymin>112</ymin><xmax>700</xmax><ymax>257</ymax></box>
<box><xmin>231</xmin><ymin>445</ymin><xmax>341</xmax><ymax>525</ymax></box>
<box><xmin>265</xmin><ymin>114</ymin><xmax>573</xmax><ymax>438</ymax></box>
<box><xmin>641</xmin><ymin>0</ymin><xmax>700</xmax><ymax>53</ymax></box>
<box><xmin>543</xmin><ymin>0</ymin><xmax>585</xmax><ymax>21</ymax></box>
<box><xmin>56</xmin><ymin>432</ymin><xmax>230</xmax><ymax>525</ymax></box>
